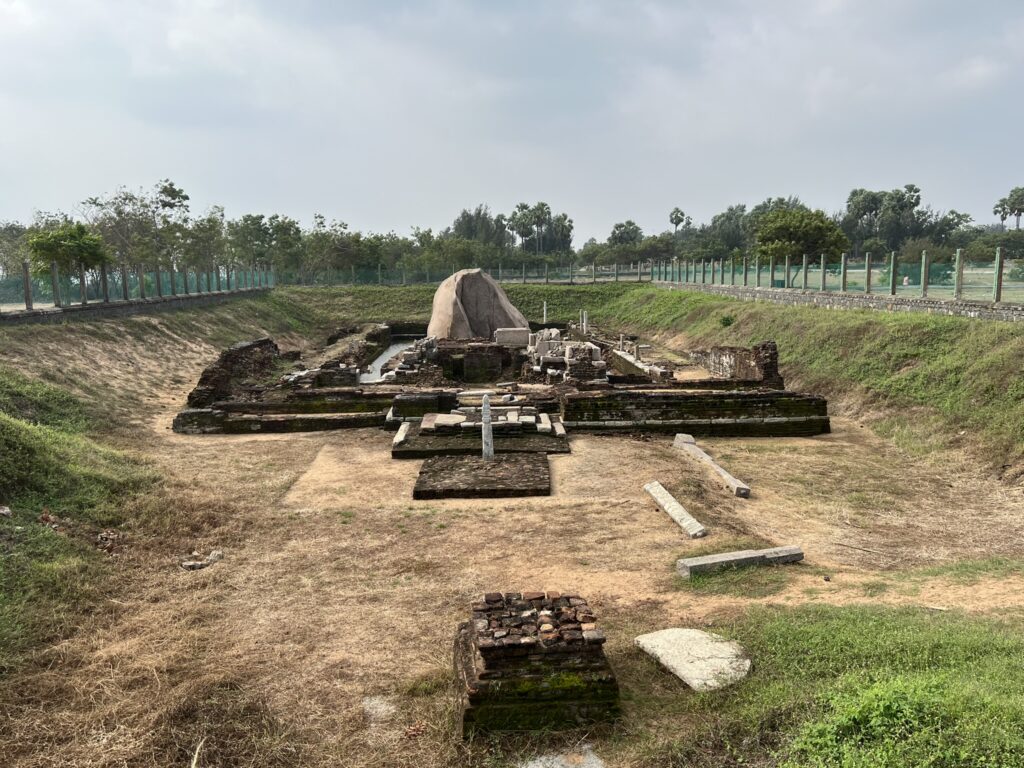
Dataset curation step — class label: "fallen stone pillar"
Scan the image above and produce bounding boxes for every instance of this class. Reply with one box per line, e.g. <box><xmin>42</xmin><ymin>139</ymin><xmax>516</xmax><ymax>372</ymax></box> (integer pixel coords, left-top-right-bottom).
<box><xmin>676</xmin><ymin>545</ymin><xmax>803</xmax><ymax>579</ymax></box>
<box><xmin>672</xmin><ymin>433</ymin><xmax>751</xmax><ymax>498</ymax></box>
<box><xmin>642</xmin><ymin>481</ymin><xmax>707</xmax><ymax>538</ymax></box>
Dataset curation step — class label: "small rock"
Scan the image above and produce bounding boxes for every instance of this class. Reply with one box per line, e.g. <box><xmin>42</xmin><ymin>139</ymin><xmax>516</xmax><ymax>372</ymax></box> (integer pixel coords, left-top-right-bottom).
<box><xmin>0</xmin><ymin>506</ymin><xmax>11</xmax><ymax>518</ymax></box>
<box><xmin>519</xmin><ymin>744</ymin><xmax>605</xmax><ymax>768</ymax></box>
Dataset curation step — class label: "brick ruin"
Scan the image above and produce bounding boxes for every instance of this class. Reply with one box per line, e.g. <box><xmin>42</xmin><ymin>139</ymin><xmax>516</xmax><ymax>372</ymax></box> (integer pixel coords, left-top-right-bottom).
<box><xmin>454</xmin><ymin>592</ymin><xmax>619</xmax><ymax>735</ymax></box>
<box><xmin>688</xmin><ymin>341</ymin><xmax>785</xmax><ymax>389</ymax></box>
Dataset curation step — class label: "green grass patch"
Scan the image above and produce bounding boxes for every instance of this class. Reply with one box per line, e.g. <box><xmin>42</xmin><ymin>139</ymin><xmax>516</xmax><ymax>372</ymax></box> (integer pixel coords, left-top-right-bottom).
<box><xmin>0</xmin><ymin>372</ymin><xmax>155</xmax><ymax>674</ymax></box>
<box><xmin>616</xmin><ymin>605</ymin><xmax>1024</xmax><ymax>766</ymax></box>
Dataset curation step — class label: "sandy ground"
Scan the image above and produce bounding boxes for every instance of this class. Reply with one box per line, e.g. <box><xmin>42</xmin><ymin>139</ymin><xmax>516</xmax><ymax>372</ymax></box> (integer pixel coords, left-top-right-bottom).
<box><xmin>3</xmin><ymin>323</ymin><xmax>1024</xmax><ymax>766</ymax></box>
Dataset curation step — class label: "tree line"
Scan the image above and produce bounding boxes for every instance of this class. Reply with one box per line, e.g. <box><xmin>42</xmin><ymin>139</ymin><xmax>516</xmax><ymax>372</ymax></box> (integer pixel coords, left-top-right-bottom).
<box><xmin>1</xmin><ymin>180</ymin><xmax>1021</xmax><ymax>286</ymax></box>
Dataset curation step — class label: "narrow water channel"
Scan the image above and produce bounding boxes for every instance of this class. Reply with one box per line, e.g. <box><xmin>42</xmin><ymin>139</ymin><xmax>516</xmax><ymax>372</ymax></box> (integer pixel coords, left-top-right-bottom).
<box><xmin>358</xmin><ymin>340</ymin><xmax>417</xmax><ymax>383</ymax></box>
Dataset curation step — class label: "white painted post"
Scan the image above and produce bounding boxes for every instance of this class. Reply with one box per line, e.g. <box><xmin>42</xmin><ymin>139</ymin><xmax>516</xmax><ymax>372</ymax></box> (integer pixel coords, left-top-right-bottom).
<box><xmin>543</xmin><ymin>300</ymin><xmax>547</xmax><ymax>323</ymax></box>
<box><xmin>481</xmin><ymin>394</ymin><xmax>494</xmax><ymax>460</ymax></box>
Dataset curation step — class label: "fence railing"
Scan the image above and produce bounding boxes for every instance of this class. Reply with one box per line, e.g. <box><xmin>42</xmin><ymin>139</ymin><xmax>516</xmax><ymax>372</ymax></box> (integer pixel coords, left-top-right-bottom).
<box><xmin>648</xmin><ymin>248</ymin><xmax>1022</xmax><ymax>305</ymax></box>
<box><xmin>275</xmin><ymin>262</ymin><xmax>658</xmax><ymax>286</ymax></box>
<box><xmin>0</xmin><ymin>261</ymin><xmax>275</xmax><ymax>315</ymax></box>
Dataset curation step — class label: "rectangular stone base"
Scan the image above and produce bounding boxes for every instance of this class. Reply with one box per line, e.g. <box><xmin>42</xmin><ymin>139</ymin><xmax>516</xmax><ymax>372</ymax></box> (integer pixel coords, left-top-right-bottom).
<box><xmin>414</xmin><ymin>454</ymin><xmax>550</xmax><ymax>499</ymax></box>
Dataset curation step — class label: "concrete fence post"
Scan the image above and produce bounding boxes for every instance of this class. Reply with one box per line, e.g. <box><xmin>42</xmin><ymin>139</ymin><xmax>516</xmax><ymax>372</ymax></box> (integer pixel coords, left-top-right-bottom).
<box><xmin>820</xmin><ymin>254</ymin><xmax>827</xmax><ymax>291</ymax></box>
<box><xmin>23</xmin><ymin>260</ymin><xmax>33</xmax><ymax>310</ymax></box>
<box><xmin>754</xmin><ymin>256</ymin><xmax>761</xmax><ymax>288</ymax></box>
<box><xmin>701</xmin><ymin>259</ymin><xmax>707</xmax><ymax>284</ymax></box>
<box><xmin>864</xmin><ymin>252</ymin><xmax>872</xmax><ymax>294</ymax></box>
<box><xmin>739</xmin><ymin>256</ymin><xmax>746</xmax><ymax>286</ymax></box>
<box><xmin>889</xmin><ymin>251</ymin><xmax>898</xmax><ymax>296</ymax></box>
<box><xmin>840</xmin><ymin>252</ymin><xmax>848</xmax><ymax>292</ymax></box>
<box><xmin>155</xmin><ymin>266</ymin><xmax>163</xmax><ymax>298</ymax></box>
<box><xmin>711</xmin><ymin>259</ymin><xmax>717</xmax><ymax>284</ymax></box>
<box><xmin>569</xmin><ymin>262</ymin><xmax>574</xmax><ymax>284</ymax></box>
<box><xmin>121</xmin><ymin>264</ymin><xmax>130</xmax><ymax>301</ymax></box>
<box><xmin>523</xmin><ymin>262</ymin><xmax>527</xmax><ymax>284</ymax></box>
<box><xmin>139</xmin><ymin>265</ymin><xmax>147</xmax><ymax>299</ymax></box>
<box><xmin>613</xmin><ymin>262</ymin><xmax>618</xmax><ymax>282</ymax></box>
<box><xmin>592</xmin><ymin>262</ymin><xmax>596</xmax><ymax>283</ymax></box>
<box><xmin>993</xmin><ymin>246</ymin><xmax>1004</xmax><ymax>303</ymax></box>
<box><xmin>953</xmin><ymin>249</ymin><xmax>963</xmax><ymax>299</ymax></box>
<box><xmin>730</xmin><ymin>255</ymin><xmax>736</xmax><ymax>285</ymax></box>
<box><xmin>545</xmin><ymin>263</ymin><xmax>549</xmax><ymax>284</ymax></box>
<box><xmin>782</xmin><ymin>255</ymin><xmax>790</xmax><ymax>288</ymax></box>
<box><xmin>216</xmin><ymin>265</ymin><xmax>222</xmax><ymax>292</ymax></box>
<box><xmin>169</xmin><ymin>265</ymin><xmax>177</xmax><ymax>296</ymax></box>
<box><xmin>100</xmin><ymin>263</ymin><xmax>109</xmax><ymax>303</ymax></box>
<box><xmin>801</xmin><ymin>254</ymin><xmax>809</xmax><ymax>290</ymax></box>
<box><xmin>769</xmin><ymin>255</ymin><xmax>776</xmax><ymax>288</ymax></box>
<box><xmin>637</xmin><ymin>261</ymin><xmax>642</xmax><ymax>282</ymax></box>
<box><xmin>79</xmin><ymin>263</ymin><xmax>88</xmax><ymax>305</ymax></box>
<box><xmin>378</xmin><ymin>263</ymin><xmax>382</xmax><ymax>285</ymax></box>
<box><xmin>920</xmin><ymin>250</ymin><xmax>929</xmax><ymax>298</ymax></box>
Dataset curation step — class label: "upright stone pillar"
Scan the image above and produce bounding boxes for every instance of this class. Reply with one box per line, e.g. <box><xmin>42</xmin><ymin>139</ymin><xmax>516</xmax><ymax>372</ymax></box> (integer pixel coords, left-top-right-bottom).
<box><xmin>801</xmin><ymin>254</ymin><xmax>809</xmax><ymax>290</ymax></box>
<box><xmin>889</xmin><ymin>251</ymin><xmax>898</xmax><ymax>295</ymax></box>
<box><xmin>920</xmin><ymin>251</ymin><xmax>929</xmax><ymax>298</ymax></box>
<box><xmin>755</xmin><ymin>256</ymin><xmax>761</xmax><ymax>288</ymax></box>
<box><xmin>701</xmin><ymin>259</ymin><xmax>707</xmax><ymax>284</ymax></box>
<box><xmin>730</xmin><ymin>255</ymin><xmax>736</xmax><ymax>285</ymax></box>
<box><xmin>953</xmin><ymin>249</ymin><xmax>963</xmax><ymax>299</ymax></box>
<box><xmin>637</xmin><ymin>261</ymin><xmax>641</xmax><ymax>282</ymax></box>
<box><xmin>481</xmin><ymin>395</ymin><xmax>494</xmax><ymax>460</ymax></box>
<box><xmin>155</xmin><ymin>267</ymin><xmax>163</xmax><ymax>298</ymax></box>
<box><xmin>138</xmin><ymin>265</ymin><xmax>147</xmax><ymax>299</ymax></box>
<box><xmin>993</xmin><ymin>246</ymin><xmax>1004</xmax><ymax>303</ymax></box>
<box><xmin>51</xmin><ymin>261</ymin><xmax>61</xmax><ymax>307</ymax></box>
<box><xmin>784</xmin><ymin>255</ymin><xmax>790</xmax><ymax>288</ymax></box>
<box><xmin>769</xmin><ymin>256</ymin><xmax>776</xmax><ymax>288</ymax></box>
<box><xmin>820</xmin><ymin>254</ymin><xmax>827</xmax><ymax>291</ymax></box>
<box><xmin>711</xmin><ymin>259</ymin><xmax>717</xmax><ymax>284</ymax></box>
<box><xmin>742</xmin><ymin>256</ymin><xmax>749</xmax><ymax>286</ymax></box>
<box><xmin>121</xmin><ymin>264</ymin><xmax>130</xmax><ymax>301</ymax></box>
<box><xmin>840</xmin><ymin>253</ymin><xmax>848</xmax><ymax>292</ymax></box>
<box><xmin>613</xmin><ymin>263</ymin><xmax>618</xmax><ymax>282</ymax></box>
<box><xmin>864</xmin><ymin>253</ymin><xmax>872</xmax><ymax>294</ymax></box>
<box><xmin>591</xmin><ymin>262</ymin><xmax>596</xmax><ymax>283</ymax></box>
<box><xmin>22</xmin><ymin>260</ymin><xmax>33</xmax><ymax>310</ymax></box>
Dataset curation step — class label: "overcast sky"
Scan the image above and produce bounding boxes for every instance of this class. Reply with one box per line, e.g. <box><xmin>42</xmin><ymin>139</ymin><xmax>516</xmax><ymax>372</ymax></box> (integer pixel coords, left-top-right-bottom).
<box><xmin>1</xmin><ymin>0</ymin><xmax>1021</xmax><ymax>242</ymax></box>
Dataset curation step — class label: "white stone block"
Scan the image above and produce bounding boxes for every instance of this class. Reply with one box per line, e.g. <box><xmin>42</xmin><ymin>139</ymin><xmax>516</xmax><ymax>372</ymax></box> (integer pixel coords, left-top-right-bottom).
<box><xmin>635</xmin><ymin>628</ymin><xmax>750</xmax><ymax>691</ymax></box>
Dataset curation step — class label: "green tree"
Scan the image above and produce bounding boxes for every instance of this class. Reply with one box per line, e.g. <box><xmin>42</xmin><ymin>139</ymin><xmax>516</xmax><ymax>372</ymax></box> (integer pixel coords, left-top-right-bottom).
<box><xmin>608</xmin><ymin>220</ymin><xmax>643</xmax><ymax>246</ymax></box>
<box><xmin>27</xmin><ymin>222</ymin><xmax>108</xmax><ymax>274</ymax></box>
<box><xmin>756</xmin><ymin>208</ymin><xmax>848</xmax><ymax>284</ymax></box>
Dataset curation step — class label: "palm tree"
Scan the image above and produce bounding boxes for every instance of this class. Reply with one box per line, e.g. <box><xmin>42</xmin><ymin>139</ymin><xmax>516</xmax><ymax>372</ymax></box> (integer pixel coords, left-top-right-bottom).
<box><xmin>530</xmin><ymin>202</ymin><xmax>551</xmax><ymax>257</ymax></box>
<box><xmin>994</xmin><ymin>198</ymin><xmax>1010</xmax><ymax>230</ymax></box>
<box><xmin>669</xmin><ymin>207</ymin><xmax>691</xmax><ymax>236</ymax></box>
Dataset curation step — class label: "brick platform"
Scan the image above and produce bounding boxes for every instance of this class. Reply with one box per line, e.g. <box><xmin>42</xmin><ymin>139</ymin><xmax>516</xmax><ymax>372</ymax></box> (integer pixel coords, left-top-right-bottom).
<box><xmin>454</xmin><ymin>592</ymin><xmax>620</xmax><ymax>735</ymax></box>
<box><xmin>413</xmin><ymin>454</ymin><xmax>550</xmax><ymax>499</ymax></box>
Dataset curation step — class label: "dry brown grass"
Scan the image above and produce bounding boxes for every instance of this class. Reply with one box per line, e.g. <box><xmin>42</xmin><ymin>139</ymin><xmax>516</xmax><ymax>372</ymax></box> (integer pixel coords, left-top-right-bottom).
<box><xmin>2</xmin><ymin>310</ymin><xmax>1024</xmax><ymax>766</ymax></box>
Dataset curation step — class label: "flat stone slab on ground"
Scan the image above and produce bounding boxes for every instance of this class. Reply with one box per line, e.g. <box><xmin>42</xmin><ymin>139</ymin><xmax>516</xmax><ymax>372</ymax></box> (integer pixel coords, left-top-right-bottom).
<box><xmin>676</xmin><ymin>545</ymin><xmax>804</xmax><ymax>578</ymax></box>
<box><xmin>672</xmin><ymin>433</ymin><xmax>751</xmax><ymax>497</ymax></box>
<box><xmin>635</xmin><ymin>628</ymin><xmax>750</xmax><ymax>692</ymax></box>
<box><xmin>519</xmin><ymin>745</ymin><xmax>605</xmax><ymax>768</ymax></box>
<box><xmin>413</xmin><ymin>453</ymin><xmax>551</xmax><ymax>499</ymax></box>
<box><xmin>392</xmin><ymin>423</ymin><xmax>570</xmax><ymax>459</ymax></box>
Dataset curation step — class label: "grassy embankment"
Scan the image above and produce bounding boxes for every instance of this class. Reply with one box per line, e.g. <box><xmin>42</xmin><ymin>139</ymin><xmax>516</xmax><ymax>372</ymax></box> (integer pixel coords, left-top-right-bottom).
<box><xmin>2</xmin><ymin>284</ymin><xmax>1023</xmax><ymax>765</ymax></box>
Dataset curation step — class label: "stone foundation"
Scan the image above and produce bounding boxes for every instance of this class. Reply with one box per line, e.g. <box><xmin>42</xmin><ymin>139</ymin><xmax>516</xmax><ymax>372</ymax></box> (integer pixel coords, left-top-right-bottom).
<box><xmin>688</xmin><ymin>341</ymin><xmax>784</xmax><ymax>389</ymax></box>
<box><xmin>560</xmin><ymin>389</ymin><xmax>829</xmax><ymax>436</ymax></box>
<box><xmin>414</xmin><ymin>454</ymin><xmax>550</xmax><ymax>499</ymax></box>
<box><xmin>454</xmin><ymin>592</ymin><xmax>619</xmax><ymax>736</ymax></box>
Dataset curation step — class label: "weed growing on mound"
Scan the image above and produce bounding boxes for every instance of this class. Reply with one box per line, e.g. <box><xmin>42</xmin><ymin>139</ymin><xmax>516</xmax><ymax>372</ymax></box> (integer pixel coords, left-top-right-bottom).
<box><xmin>0</xmin><ymin>372</ymin><xmax>155</xmax><ymax>673</ymax></box>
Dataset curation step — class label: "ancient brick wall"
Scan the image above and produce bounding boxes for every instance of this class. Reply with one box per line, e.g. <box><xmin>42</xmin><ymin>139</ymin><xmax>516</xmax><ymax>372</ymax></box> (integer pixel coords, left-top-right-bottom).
<box><xmin>690</xmin><ymin>341</ymin><xmax>783</xmax><ymax>389</ymax></box>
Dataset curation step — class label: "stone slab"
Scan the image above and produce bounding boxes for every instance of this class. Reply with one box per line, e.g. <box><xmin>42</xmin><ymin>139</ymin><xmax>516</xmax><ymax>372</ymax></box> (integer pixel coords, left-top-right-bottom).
<box><xmin>673</xmin><ymin>435</ymin><xmax>751</xmax><ymax>498</ymax></box>
<box><xmin>392</xmin><ymin>421</ymin><xmax>411</xmax><ymax>448</ymax></box>
<box><xmin>676</xmin><ymin>546</ymin><xmax>804</xmax><ymax>578</ymax></box>
<box><xmin>642</xmin><ymin>481</ymin><xmax>707</xmax><ymax>538</ymax></box>
<box><xmin>413</xmin><ymin>453</ymin><xmax>550</xmax><ymax>499</ymax></box>
<box><xmin>635</xmin><ymin>628</ymin><xmax>750</xmax><ymax>692</ymax></box>
<box><xmin>393</xmin><ymin>425</ymin><xmax>570</xmax><ymax>459</ymax></box>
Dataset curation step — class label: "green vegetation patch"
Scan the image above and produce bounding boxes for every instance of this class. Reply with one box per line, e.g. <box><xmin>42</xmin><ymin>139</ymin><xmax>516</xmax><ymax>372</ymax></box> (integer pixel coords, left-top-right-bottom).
<box><xmin>620</xmin><ymin>605</ymin><xmax>1024</xmax><ymax>767</ymax></box>
<box><xmin>0</xmin><ymin>371</ymin><xmax>155</xmax><ymax>674</ymax></box>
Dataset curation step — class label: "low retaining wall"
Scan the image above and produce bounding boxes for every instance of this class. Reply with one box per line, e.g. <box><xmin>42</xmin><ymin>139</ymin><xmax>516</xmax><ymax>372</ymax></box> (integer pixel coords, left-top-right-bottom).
<box><xmin>0</xmin><ymin>288</ymin><xmax>270</xmax><ymax>326</ymax></box>
<box><xmin>656</xmin><ymin>282</ymin><xmax>1024</xmax><ymax>322</ymax></box>
<box><xmin>560</xmin><ymin>390</ymin><xmax>830</xmax><ymax>436</ymax></box>
<box><xmin>688</xmin><ymin>341</ymin><xmax>784</xmax><ymax>389</ymax></box>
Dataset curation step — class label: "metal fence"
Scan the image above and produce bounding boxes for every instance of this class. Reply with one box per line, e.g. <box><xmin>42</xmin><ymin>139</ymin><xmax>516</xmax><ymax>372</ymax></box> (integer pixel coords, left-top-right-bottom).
<box><xmin>650</xmin><ymin>248</ymin><xmax>1022</xmax><ymax>305</ymax></box>
<box><xmin>0</xmin><ymin>261</ymin><xmax>274</xmax><ymax>315</ymax></box>
<box><xmin>275</xmin><ymin>262</ymin><xmax>658</xmax><ymax>286</ymax></box>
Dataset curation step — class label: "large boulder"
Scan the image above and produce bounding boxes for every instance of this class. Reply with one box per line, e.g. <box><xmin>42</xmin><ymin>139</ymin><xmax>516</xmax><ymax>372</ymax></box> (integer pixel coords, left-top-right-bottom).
<box><xmin>427</xmin><ymin>269</ymin><xmax>528</xmax><ymax>340</ymax></box>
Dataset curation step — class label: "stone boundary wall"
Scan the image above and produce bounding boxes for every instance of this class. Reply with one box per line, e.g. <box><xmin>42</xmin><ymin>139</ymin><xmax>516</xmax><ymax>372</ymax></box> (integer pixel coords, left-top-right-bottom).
<box><xmin>0</xmin><ymin>287</ymin><xmax>270</xmax><ymax>326</ymax></box>
<box><xmin>655</xmin><ymin>282</ymin><xmax>1024</xmax><ymax>322</ymax></box>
